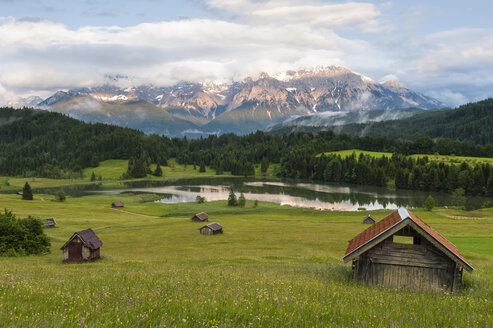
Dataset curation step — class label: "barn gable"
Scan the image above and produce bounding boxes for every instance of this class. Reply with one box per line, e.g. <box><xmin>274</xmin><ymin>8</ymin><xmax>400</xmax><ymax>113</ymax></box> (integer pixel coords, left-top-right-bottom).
<box><xmin>343</xmin><ymin>208</ymin><xmax>473</xmax><ymax>291</ymax></box>
<box><xmin>44</xmin><ymin>217</ymin><xmax>56</xmax><ymax>228</ymax></box>
<box><xmin>61</xmin><ymin>228</ymin><xmax>103</xmax><ymax>263</ymax></box>
<box><xmin>343</xmin><ymin>208</ymin><xmax>473</xmax><ymax>273</ymax></box>
<box><xmin>362</xmin><ymin>215</ymin><xmax>376</xmax><ymax>224</ymax></box>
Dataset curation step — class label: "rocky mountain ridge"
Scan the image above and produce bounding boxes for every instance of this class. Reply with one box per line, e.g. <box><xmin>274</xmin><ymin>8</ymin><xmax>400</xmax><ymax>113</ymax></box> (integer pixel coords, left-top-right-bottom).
<box><xmin>8</xmin><ymin>66</ymin><xmax>445</xmax><ymax>135</ymax></box>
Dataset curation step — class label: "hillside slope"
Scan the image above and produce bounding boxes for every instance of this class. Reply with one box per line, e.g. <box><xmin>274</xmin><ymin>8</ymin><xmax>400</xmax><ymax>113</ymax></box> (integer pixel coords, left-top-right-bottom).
<box><xmin>271</xmin><ymin>99</ymin><xmax>493</xmax><ymax>145</ymax></box>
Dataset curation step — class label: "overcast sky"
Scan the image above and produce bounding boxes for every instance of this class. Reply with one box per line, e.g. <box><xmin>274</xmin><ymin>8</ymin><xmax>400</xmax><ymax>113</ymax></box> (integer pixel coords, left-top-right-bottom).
<box><xmin>0</xmin><ymin>0</ymin><xmax>492</xmax><ymax>106</ymax></box>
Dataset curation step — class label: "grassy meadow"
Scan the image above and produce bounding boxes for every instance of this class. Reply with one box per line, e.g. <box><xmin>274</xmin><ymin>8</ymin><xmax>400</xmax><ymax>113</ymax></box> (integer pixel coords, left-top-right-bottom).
<box><xmin>0</xmin><ymin>189</ymin><xmax>492</xmax><ymax>327</ymax></box>
<box><xmin>321</xmin><ymin>149</ymin><xmax>493</xmax><ymax>165</ymax></box>
<box><xmin>0</xmin><ymin>159</ymin><xmax>280</xmax><ymax>194</ymax></box>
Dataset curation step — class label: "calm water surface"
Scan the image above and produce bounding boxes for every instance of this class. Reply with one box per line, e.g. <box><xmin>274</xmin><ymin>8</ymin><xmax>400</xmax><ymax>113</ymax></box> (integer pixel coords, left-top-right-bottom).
<box><xmin>84</xmin><ymin>177</ymin><xmax>487</xmax><ymax>211</ymax></box>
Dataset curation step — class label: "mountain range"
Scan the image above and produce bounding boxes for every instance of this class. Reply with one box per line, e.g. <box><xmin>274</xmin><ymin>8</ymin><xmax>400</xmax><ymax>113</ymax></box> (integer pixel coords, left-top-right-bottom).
<box><xmin>9</xmin><ymin>66</ymin><xmax>444</xmax><ymax>136</ymax></box>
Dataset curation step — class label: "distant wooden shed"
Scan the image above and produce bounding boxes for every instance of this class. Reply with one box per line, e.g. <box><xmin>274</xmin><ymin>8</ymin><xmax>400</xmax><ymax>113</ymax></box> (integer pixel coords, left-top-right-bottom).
<box><xmin>362</xmin><ymin>214</ymin><xmax>376</xmax><ymax>224</ymax></box>
<box><xmin>199</xmin><ymin>222</ymin><xmax>223</xmax><ymax>235</ymax></box>
<box><xmin>16</xmin><ymin>191</ymin><xmax>23</xmax><ymax>196</ymax></box>
<box><xmin>191</xmin><ymin>212</ymin><xmax>209</xmax><ymax>222</ymax></box>
<box><xmin>44</xmin><ymin>217</ymin><xmax>56</xmax><ymax>228</ymax></box>
<box><xmin>61</xmin><ymin>228</ymin><xmax>103</xmax><ymax>263</ymax></box>
<box><xmin>111</xmin><ymin>202</ymin><xmax>124</xmax><ymax>208</ymax></box>
<box><xmin>343</xmin><ymin>208</ymin><xmax>473</xmax><ymax>292</ymax></box>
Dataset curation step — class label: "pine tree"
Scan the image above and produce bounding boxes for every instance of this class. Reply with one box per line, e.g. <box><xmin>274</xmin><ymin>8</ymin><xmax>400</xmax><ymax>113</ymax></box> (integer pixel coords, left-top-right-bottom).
<box><xmin>90</xmin><ymin>171</ymin><xmax>96</xmax><ymax>181</ymax></box>
<box><xmin>238</xmin><ymin>193</ymin><xmax>246</xmax><ymax>208</ymax></box>
<box><xmin>22</xmin><ymin>182</ymin><xmax>33</xmax><ymax>200</ymax></box>
<box><xmin>153</xmin><ymin>163</ymin><xmax>163</xmax><ymax>177</ymax></box>
<box><xmin>260</xmin><ymin>158</ymin><xmax>269</xmax><ymax>175</ymax></box>
<box><xmin>199</xmin><ymin>160</ymin><xmax>206</xmax><ymax>173</ymax></box>
<box><xmin>487</xmin><ymin>175</ymin><xmax>493</xmax><ymax>197</ymax></box>
<box><xmin>227</xmin><ymin>189</ymin><xmax>238</xmax><ymax>206</ymax></box>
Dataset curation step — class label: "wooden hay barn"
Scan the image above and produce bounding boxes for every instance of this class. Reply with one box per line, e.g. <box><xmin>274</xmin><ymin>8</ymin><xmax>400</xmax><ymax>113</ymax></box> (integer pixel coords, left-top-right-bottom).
<box><xmin>199</xmin><ymin>222</ymin><xmax>223</xmax><ymax>235</ymax></box>
<box><xmin>343</xmin><ymin>208</ymin><xmax>473</xmax><ymax>292</ymax></box>
<box><xmin>111</xmin><ymin>202</ymin><xmax>124</xmax><ymax>208</ymax></box>
<box><xmin>191</xmin><ymin>212</ymin><xmax>209</xmax><ymax>222</ymax></box>
<box><xmin>44</xmin><ymin>217</ymin><xmax>56</xmax><ymax>228</ymax></box>
<box><xmin>362</xmin><ymin>214</ymin><xmax>376</xmax><ymax>224</ymax></box>
<box><xmin>61</xmin><ymin>228</ymin><xmax>103</xmax><ymax>263</ymax></box>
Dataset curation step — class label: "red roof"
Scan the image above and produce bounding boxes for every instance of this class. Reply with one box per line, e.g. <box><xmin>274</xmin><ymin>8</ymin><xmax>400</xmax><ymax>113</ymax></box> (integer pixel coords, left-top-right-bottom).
<box><xmin>343</xmin><ymin>208</ymin><xmax>473</xmax><ymax>271</ymax></box>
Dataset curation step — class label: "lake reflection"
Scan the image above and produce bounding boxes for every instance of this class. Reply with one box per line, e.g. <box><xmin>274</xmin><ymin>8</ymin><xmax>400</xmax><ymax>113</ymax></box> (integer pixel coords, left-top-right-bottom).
<box><xmin>92</xmin><ymin>178</ymin><xmax>481</xmax><ymax>211</ymax></box>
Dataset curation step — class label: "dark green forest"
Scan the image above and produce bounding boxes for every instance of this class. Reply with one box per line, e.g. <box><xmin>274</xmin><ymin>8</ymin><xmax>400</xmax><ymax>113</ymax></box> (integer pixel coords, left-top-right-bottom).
<box><xmin>2</xmin><ymin>101</ymin><xmax>493</xmax><ymax>196</ymax></box>
<box><xmin>272</xmin><ymin>98</ymin><xmax>493</xmax><ymax>145</ymax></box>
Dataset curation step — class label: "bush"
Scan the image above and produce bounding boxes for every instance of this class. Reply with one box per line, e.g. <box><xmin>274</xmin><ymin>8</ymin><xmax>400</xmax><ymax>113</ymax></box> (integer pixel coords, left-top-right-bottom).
<box><xmin>424</xmin><ymin>195</ymin><xmax>435</xmax><ymax>211</ymax></box>
<box><xmin>196</xmin><ymin>195</ymin><xmax>206</xmax><ymax>204</ymax></box>
<box><xmin>56</xmin><ymin>191</ymin><xmax>66</xmax><ymax>202</ymax></box>
<box><xmin>0</xmin><ymin>209</ymin><xmax>50</xmax><ymax>256</ymax></box>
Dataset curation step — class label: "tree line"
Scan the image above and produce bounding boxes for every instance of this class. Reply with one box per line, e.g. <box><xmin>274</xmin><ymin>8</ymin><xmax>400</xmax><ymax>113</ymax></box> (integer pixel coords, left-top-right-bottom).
<box><xmin>3</xmin><ymin>107</ymin><xmax>493</xmax><ymax>195</ymax></box>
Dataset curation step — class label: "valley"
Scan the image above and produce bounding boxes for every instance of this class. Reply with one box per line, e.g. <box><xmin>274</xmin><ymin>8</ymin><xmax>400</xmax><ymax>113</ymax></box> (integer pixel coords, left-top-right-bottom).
<box><xmin>1</xmin><ymin>187</ymin><xmax>492</xmax><ymax>326</ymax></box>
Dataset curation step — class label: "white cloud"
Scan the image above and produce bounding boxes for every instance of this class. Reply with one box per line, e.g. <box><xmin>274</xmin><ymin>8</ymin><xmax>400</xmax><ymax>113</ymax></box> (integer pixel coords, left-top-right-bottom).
<box><xmin>426</xmin><ymin>89</ymin><xmax>469</xmax><ymax>107</ymax></box>
<box><xmin>207</xmin><ymin>0</ymin><xmax>388</xmax><ymax>32</ymax></box>
<box><xmin>0</xmin><ymin>13</ymin><xmax>387</xmax><ymax>103</ymax></box>
<box><xmin>0</xmin><ymin>2</ymin><xmax>491</xmax><ymax>107</ymax></box>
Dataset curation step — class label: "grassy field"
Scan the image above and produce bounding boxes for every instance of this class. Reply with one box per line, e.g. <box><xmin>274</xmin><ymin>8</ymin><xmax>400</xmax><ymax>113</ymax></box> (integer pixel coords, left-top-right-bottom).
<box><xmin>0</xmin><ymin>191</ymin><xmax>492</xmax><ymax>327</ymax></box>
<box><xmin>320</xmin><ymin>149</ymin><xmax>493</xmax><ymax>165</ymax></box>
<box><xmin>0</xmin><ymin>159</ymin><xmax>279</xmax><ymax>193</ymax></box>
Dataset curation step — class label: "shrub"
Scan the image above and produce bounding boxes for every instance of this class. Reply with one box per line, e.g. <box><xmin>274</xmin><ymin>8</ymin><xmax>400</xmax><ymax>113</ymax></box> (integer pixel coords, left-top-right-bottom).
<box><xmin>424</xmin><ymin>195</ymin><xmax>435</xmax><ymax>211</ymax></box>
<box><xmin>196</xmin><ymin>195</ymin><xmax>206</xmax><ymax>204</ymax></box>
<box><xmin>0</xmin><ymin>209</ymin><xmax>50</xmax><ymax>256</ymax></box>
<box><xmin>56</xmin><ymin>191</ymin><xmax>66</xmax><ymax>202</ymax></box>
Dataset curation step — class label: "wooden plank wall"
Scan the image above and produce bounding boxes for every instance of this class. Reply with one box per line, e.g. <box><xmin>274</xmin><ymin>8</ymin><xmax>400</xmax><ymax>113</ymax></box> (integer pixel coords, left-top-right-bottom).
<box><xmin>354</xmin><ymin>236</ymin><xmax>460</xmax><ymax>291</ymax></box>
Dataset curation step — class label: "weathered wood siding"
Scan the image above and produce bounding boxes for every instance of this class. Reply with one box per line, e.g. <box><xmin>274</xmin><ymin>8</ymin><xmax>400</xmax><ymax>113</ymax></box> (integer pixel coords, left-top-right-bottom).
<box><xmin>62</xmin><ymin>235</ymin><xmax>101</xmax><ymax>263</ymax></box>
<box><xmin>354</xmin><ymin>236</ymin><xmax>461</xmax><ymax>291</ymax></box>
<box><xmin>362</xmin><ymin>217</ymin><xmax>375</xmax><ymax>224</ymax></box>
<box><xmin>200</xmin><ymin>227</ymin><xmax>213</xmax><ymax>235</ymax></box>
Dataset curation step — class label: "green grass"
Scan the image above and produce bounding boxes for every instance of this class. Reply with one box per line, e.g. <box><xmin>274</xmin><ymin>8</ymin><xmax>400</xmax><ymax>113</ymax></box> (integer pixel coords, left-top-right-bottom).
<box><xmin>320</xmin><ymin>149</ymin><xmax>493</xmax><ymax>165</ymax></box>
<box><xmin>83</xmin><ymin>159</ymin><xmax>129</xmax><ymax>179</ymax></box>
<box><xmin>0</xmin><ymin>158</ymin><xmax>245</xmax><ymax>192</ymax></box>
<box><xmin>318</xmin><ymin>149</ymin><xmax>393</xmax><ymax>158</ymax></box>
<box><xmin>1</xmin><ymin>191</ymin><xmax>492</xmax><ymax>327</ymax></box>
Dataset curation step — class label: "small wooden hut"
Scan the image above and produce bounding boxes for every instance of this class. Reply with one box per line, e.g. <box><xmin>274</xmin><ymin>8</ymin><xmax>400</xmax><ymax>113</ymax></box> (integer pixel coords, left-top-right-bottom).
<box><xmin>362</xmin><ymin>214</ymin><xmax>376</xmax><ymax>224</ymax></box>
<box><xmin>61</xmin><ymin>228</ymin><xmax>103</xmax><ymax>263</ymax></box>
<box><xmin>111</xmin><ymin>202</ymin><xmax>124</xmax><ymax>208</ymax></box>
<box><xmin>199</xmin><ymin>222</ymin><xmax>223</xmax><ymax>235</ymax></box>
<box><xmin>16</xmin><ymin>191</ymin><xmax>23</xmax><ymax>196</ymax></box>
<box><xmin>191</xmin><ymin>212</ymin><xmax>209</xmax><ymax>222</ymax></box>
<box><xmin>343</xmin><ymin>208</ymin><xmax>473</xmax><ymax>292</ymax></box>
<box><xmin>44</xmin><ymin>217</ymin><xmax>56</xmax><ymax>228</ymax></box>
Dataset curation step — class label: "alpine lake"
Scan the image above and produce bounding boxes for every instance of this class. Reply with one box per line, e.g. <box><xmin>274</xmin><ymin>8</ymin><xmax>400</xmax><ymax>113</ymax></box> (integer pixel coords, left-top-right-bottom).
<box><xmin>21</xmin><ymin>177</ymin><xmax>490</xmax><ymax>211</ymax></box>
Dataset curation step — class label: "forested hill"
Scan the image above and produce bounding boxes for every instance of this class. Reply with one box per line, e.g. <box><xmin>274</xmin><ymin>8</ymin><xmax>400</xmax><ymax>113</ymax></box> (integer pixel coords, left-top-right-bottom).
<box><xmin>0</xmin><ymin>107</ymin><xmax>171</xmax><ymax>177</ymax></box>
<box><xmin>272</xmin><ymin>98</ymin><xmax>493</xmax><ymax>145</ymax></box>
<box><xmin>2</xmin><ymin>106</ymin><xmax>493</xmax><ymax>189</ymax></box>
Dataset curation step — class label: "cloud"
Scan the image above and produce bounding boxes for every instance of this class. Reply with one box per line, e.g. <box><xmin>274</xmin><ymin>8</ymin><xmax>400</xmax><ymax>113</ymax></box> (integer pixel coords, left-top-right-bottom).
<box><xmin>0</xmin><ymin>14</ymin><xmax>385</xmax><ymax>102</ymax></box>
<box><xmin>426</xmin><ymin>89</ymin><xmax>468</xmax><ymax>107</ymax></box>
<box><xmin>206</xmin><ymin>0</ymin><xmax>389</xmax><ymax>32</ymax></box>
<box><xmin>0</xmin><ymin>2</ymin><xmax>491</xmax><ymax>107</ymax></box>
